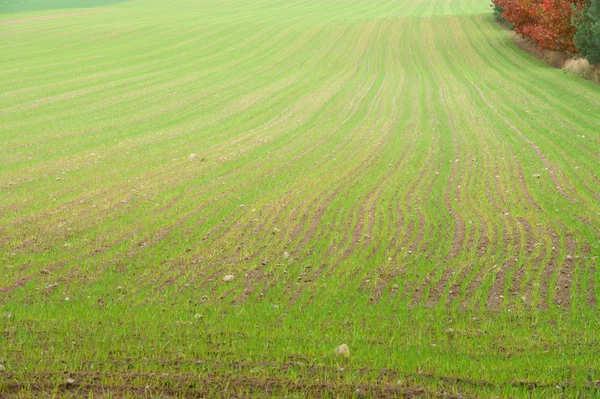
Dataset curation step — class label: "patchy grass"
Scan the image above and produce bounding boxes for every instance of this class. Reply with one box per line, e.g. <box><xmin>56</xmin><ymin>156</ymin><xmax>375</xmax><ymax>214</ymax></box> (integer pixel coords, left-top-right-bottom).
<box><xmin>0</xmin><ymin>0</ymin><xmax>128</xmax><ymax>14</ymax></box>
<box><xmin>2</xmin><ymin>302</ymin><xmax>600</xmax><ymax>398</ymax></box>
<box><xmin>1</xmin><ymin>0</ymin><xmax>599</xmax><ymax>397</ymax></box>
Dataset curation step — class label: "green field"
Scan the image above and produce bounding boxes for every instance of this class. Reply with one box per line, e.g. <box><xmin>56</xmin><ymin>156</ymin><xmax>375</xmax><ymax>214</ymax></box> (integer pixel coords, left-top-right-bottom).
<box><xmin>1</xmin><ymin>0</ymin><xmax>600</xmax><ymax>397</ymax></box>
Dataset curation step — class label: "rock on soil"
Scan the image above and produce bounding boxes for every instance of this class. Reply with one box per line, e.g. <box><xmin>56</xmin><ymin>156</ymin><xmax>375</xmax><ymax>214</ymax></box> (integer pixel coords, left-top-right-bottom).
<box><xmin>222</xmin><ymin>275</ymin><xmax>235</xmax><ymax>282</ymax></box>
<box><xmin>335</xmin><ymin>344</ymin><xmax>350</xmax><ymax>358</ymax></box>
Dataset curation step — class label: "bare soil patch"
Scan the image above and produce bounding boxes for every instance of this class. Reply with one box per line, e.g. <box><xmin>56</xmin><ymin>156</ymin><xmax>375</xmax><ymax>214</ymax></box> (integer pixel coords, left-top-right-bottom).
<box><xmin>0</xmin><ymin>370</ymin><xmax>445</xmax><ymax>399</ymax></box>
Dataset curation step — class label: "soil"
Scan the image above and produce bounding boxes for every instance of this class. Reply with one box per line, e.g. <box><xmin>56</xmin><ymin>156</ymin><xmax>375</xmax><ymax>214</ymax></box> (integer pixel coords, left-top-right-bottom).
<box><xmin>0</xmin><ymin>370</ymin><xmax>449</xmax><ymax>398</ymax></box>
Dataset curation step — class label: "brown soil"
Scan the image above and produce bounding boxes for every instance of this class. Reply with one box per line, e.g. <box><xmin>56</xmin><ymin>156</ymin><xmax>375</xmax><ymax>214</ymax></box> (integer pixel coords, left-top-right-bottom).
<box><xmin>4</xmin><ymin>369</ymin><xmax>598</xmax><ymax>398</ymax></box>
<box><xmin>553</xmin><ymin>230</ymin><xmax>582</xmax><ymax>308</ymax></box>
<box><xmin>0</xmin><ymin>371</ymin><xmax>448</xmax><ymax>399</ymax></box>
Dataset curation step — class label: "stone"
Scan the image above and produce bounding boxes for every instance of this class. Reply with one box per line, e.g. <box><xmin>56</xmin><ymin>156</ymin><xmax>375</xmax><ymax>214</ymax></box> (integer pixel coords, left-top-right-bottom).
<box><xmin>222</xmin><ymin>275</ymin><xmax>235</xmax><ymax>282</ymax></box>
<box><xmin>335</xmin><ymin>344</ymin><xmax>350</xmax><ymax>358</ymax></box>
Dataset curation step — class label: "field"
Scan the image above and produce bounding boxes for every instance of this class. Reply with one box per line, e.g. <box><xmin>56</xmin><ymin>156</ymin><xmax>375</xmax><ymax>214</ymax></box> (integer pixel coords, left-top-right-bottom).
<box><xmin>1</xmin><ymin>0</ymin><xmax>600</xmax><ymax>397</ymax></box>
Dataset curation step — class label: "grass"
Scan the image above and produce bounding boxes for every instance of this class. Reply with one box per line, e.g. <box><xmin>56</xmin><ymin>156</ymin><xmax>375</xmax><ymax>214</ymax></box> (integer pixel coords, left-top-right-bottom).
<box><xmin>1</xmin><ymin>0</ymin><xmax>600</xmax><ymax>397</ymax></box>
<box><xmin>0</xmin><ymin>0</ymin><xmax>128</xmax><ymax>14</ymax></box>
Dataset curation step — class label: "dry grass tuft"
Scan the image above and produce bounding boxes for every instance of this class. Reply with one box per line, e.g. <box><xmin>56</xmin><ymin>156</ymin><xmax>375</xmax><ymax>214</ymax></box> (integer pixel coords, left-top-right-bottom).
<box><xmin>543</xmin><ymin>50</ymin><xmax>568</xmax><ymax>68</ymax></box>
<box><xmin>594</xmin><ymin>68</ymin><xmax>600</xmax><ymax>83</ymax></box>
<box><xmin>563</xmin><ymin>58</ymin><xmax>600</xmax><ymax>83</ymax></box>
<box><xmin>563</xmin><ymin>58</ymin><xmax>593</xmax><ymax>78</ymax></box>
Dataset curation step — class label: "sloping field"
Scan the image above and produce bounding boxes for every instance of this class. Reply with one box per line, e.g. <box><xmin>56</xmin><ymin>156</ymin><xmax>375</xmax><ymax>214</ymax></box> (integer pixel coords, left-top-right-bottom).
<box><xmin>1</xmin><ymin>0</ymin><xmax>600</xmax><ymax>397</ymax></box>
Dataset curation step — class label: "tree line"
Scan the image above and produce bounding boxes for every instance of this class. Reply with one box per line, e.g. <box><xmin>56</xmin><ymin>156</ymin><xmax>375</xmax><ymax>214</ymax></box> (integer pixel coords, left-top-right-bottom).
<box><xmin>492</xmin><ymin>0</ymin><xmax>600</xmax><ymax>64</ymax></box>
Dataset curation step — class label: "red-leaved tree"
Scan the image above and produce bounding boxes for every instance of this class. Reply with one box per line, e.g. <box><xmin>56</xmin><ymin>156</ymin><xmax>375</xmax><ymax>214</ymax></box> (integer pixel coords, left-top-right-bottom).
<box><xmin>494</xmin><ymin>0</ymin><xmax>586</xmax><ymax>52</ymax></box>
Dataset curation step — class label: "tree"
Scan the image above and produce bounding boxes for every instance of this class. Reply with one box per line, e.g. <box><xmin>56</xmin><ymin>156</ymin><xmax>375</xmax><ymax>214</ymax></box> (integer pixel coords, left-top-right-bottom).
<box><xmin>494</xmin><ymin>0</ymin><xmax>586</xmax><ymax>52</ymax></box>
<box><xmin>530</xmin><ymin>0</ymin><xmax>586</xmax><ymax>52</ymax></box>
<box><xmin>495</xmin><ymin>0</ymin><xmax>541</xmax><ymax>38</ymax></box>
<box><xmin>573</xmin><ymin>0</ymin><xmax>600</xmax><ymax>63</ymax></box>
<box><xmin>491</xmin><ymin>1</ymin><xmax>514</xmax><ymax>28</ymax></box>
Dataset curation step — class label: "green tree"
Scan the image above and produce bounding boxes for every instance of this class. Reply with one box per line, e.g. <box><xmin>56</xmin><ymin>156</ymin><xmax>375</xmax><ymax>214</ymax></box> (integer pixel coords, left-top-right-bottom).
<box><xmin>491</xmin><ymin>1</ymin><xmax>513</xmax><ymax>29</ymax></box>
<box><xmin>573</xmin><ymin>0</ymin><xmax>600</xmax><ymax>64</ymax></box>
